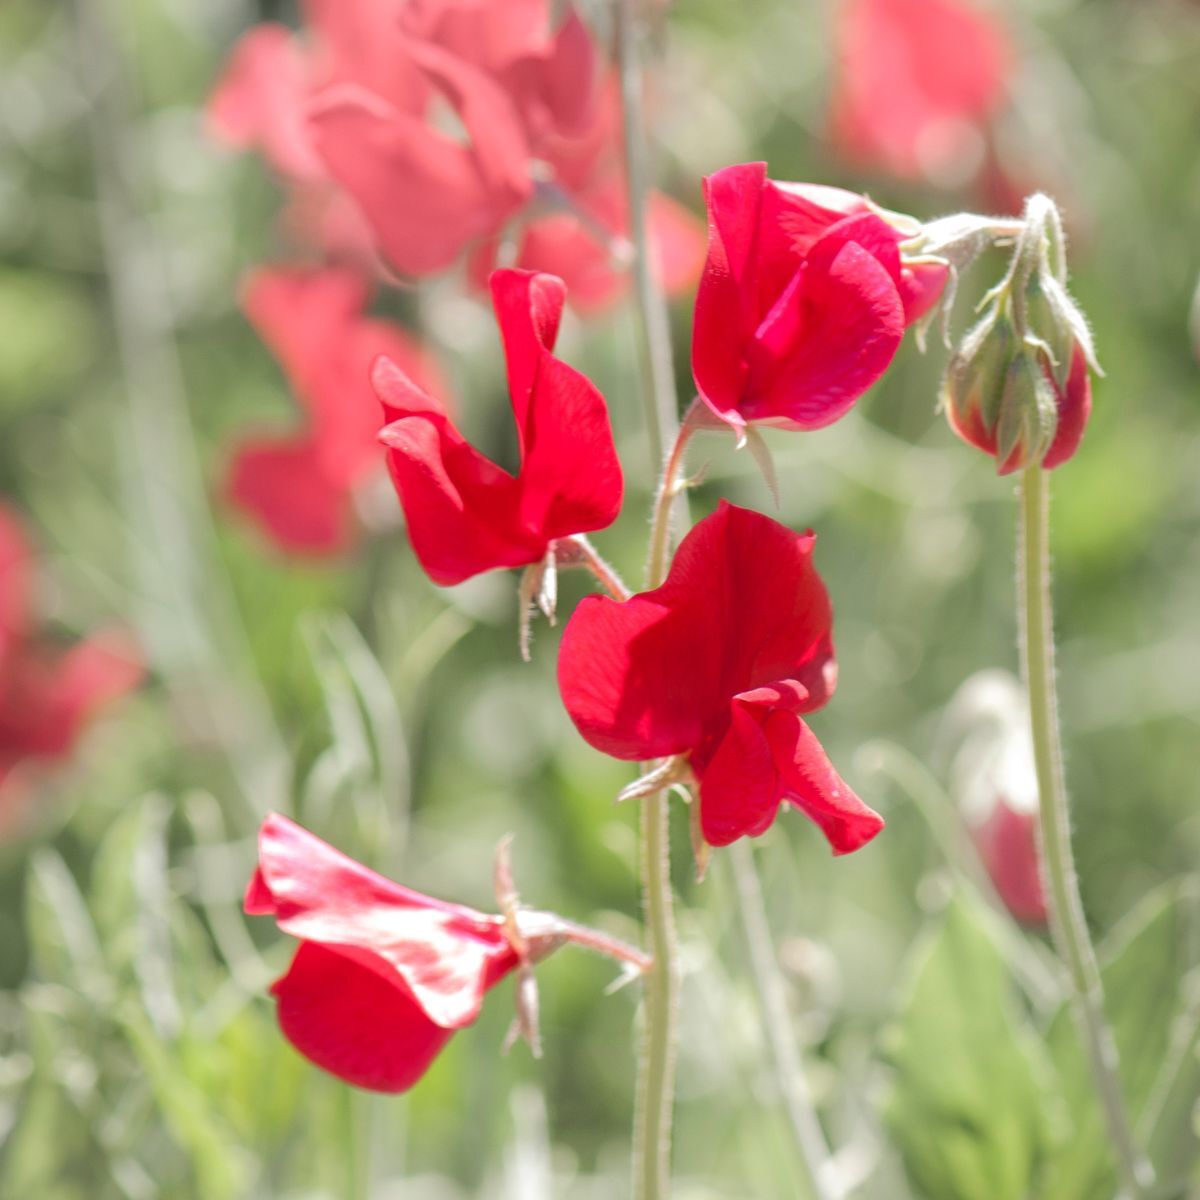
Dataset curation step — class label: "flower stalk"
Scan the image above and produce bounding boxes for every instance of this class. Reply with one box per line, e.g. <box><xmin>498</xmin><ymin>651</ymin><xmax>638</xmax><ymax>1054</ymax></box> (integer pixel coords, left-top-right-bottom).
<box><xmin>1017</xmin><ymin>465</ymin><xmax>1152</xmax><ymax>1197</ymax></box>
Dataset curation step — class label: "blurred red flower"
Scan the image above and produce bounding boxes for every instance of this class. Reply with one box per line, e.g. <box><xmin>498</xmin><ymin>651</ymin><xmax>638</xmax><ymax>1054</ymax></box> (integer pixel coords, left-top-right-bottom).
<box><xmin>376</xmin><ymin>268</ymin><xmax>623</xmax><ymax>586</ymax></box>
<box><xmin>226</xmin><ymin>266</ymin><xmax>448</xmax><ymax>557</ymax></box>
<box><xmin>692</xmin><ymin>163</ymin><xmax>946</xmax><ymax>435</ymax></box>
<box><xmin>830</xmin><ymin>0</ymin><xmax>1011</xmax><ymax>184</ymax></box>
<box><xmin>208</xmin><ymin>1</ymin><xmax>705</xmax><ymax>311</ymax></box>
<box><xmin>973</xmin><ymin>800</ymin><xmax>1047</xmax><ymax>925</ymax></box>
<box><xmin>0</xmin><ymin>507</ymin><xmax>141</xmax><ymax>823</ymax></box>
<box><xmin>246</xmin><ymin>813</ymin><xmax>520</xmax><ymax>1092</ymax></box>
<box><xmin>557</xmin><ymin>502</ymin><xmax>883</xmax><ymax>852</ymax></box>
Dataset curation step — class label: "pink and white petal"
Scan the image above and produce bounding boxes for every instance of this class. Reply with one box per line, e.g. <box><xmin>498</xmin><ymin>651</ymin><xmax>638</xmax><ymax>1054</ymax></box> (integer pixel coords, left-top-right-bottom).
<box><xmin>252</xmin><ymin>814</ymin><xmax>515</xmax><ymax>1029</ymax></box>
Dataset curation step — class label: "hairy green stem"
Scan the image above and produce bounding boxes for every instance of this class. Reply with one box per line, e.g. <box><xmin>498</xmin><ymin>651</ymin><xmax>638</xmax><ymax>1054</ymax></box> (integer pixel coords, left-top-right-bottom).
<box><xmin>1018</xmin><ymin>466</ymin><xmax>1151</xmax><ymax>1196</ymax></box>
<box><xmin>615</xmin><ymin>4</ymin><xmax>682</xmax><ymax>1192</ymax></box>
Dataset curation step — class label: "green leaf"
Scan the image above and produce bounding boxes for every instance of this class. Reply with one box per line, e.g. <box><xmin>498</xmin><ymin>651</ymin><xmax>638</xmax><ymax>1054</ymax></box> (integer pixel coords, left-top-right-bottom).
<box><xmin>1043</xmin><ymin>881</ymin><xmax>1200</xmax><ymax>1199</ymax></box>
<box><xmin>883</xmin><ymin>893</ymin><xmax>1054</xmax><ymax>1200</ymax></box>
<box><xmin>25</xmin><ymin>850</ymin><xmax>112</xmax><ymax>1004</ymax></box>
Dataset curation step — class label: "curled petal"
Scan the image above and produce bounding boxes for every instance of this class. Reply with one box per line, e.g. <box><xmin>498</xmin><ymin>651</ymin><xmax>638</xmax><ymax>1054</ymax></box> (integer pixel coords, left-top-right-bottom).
<box><xmin>765</xmin><ymin>712</ymin><xmax>884</xmax><ymax>854</ymax></box>
<box><xmin>698</xmin><ymin>698</ymin><xmax>782</xmax><ymax>846</ymax></box>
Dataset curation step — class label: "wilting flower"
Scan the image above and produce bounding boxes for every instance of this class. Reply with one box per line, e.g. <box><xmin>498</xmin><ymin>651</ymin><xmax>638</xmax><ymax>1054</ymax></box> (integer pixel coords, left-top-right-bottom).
<box><xmin>557</xmin><ymin>502</ymin><xmax>883</xmax><ymax>852</ymax></box>
<box><xmin>376</xmin><ymin>268</ymin><xmax>622</xmax><ymax>586</ymax></box>
<box><xmin>691</xmin><ymin>162</ymin><xmax>947</xmax><ymax>435</ymax></box>
<box><xmin>0</xmin><ymin>506</ymin><xmax>141</xmax><ymax>825</ymax></box>
<box><xmin>945</xmin><ymin>670</ymin><xmax>1046</xmax><ymax>925</ymax></box>
<box><xmin>226</xmin><ymin>266</ymin><xmax>448</xmax><ymax>556</ymax></box>
<box><xmin>246</xmin><ymin>813</ymin><xmax>648</xmax><ymax>1091</ymax></box>
<box><xmin>830</xmin><ymin>0</ymin><xmax>1011</xmax><ymax>185</ymax></box>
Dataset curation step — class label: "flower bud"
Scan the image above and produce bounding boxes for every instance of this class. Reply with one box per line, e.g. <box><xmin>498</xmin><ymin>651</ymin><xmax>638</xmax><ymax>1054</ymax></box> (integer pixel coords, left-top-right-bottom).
<box><xmin>941</xmin><ymin>193</ymin><xmax>1095</xmax><ymax>473</ymax></box>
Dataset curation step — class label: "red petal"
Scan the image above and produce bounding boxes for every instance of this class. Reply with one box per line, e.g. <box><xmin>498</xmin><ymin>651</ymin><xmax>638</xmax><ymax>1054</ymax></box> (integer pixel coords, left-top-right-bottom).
<box><xmin>302</xmin><ymin>0</ymin><xmax>428</xmax><ymax>113</ymax></box>
<box><xmin>558</xmin><ymin>503</ymin><xmax>837</xmax><ymax>762</ymax></box>
<box><xmin>310</xmin><ymin>87</ymin><xmax>525</xmax><ymax>277</ymax></box>
<box><xmin>0</xmin><ymin>634</ymin><xmax>140</xmax><ymax>763</ymax></box>
<box><xmin>830</xmin><ymin>0</ymin><xmax>1011</xmax><ymax>181</ymax></box>
<box><xmin>272</xmin><ymin>942</ymin><xmax>454</xmax><ymax>1092</ymax></box>
<box><xmin>1042</xmin><ymin>345</ymin><xmax>1091</xmax><ymax>470</ymax></box>
<box><xmin>972</xmin><ymin>801</ymin><xmax>1047</xmax><ymax>925</ymax></box>
<box><xmin>698</xmin><ymin>697</ymin><xmax>784</xmax><ymax>846</ymax></box>
<box><xmin>748</xmin><ymin>217</ymin><xmax>905</xmax><ymax>429</ymax></box>
<box><xmin>242</xmin><ymin>266</ymin><xmax>368</xmax><ymax>413</ymax></box>
<box><xmin>692</xmin><ymin>163</ymin><xmax>768</xmax><ymax>427</ymax></box>
<box><xmin>0</xmin><ymin>506</ymin><xmax>32</xmax><ymax>664</ymax></box>
<box><xmin>765</xmin><ymin>712</ymin><xmax>884</xmax><ymax>854</ymax></box>
<box><xmin>490</xmin><ymin>269</ymin><xmax>623</xmax><ymax>540</ymax></box>
<box><xmin>206</xmin><ymin>25</ymin><xmax>324</xmax><ymax>181</ymax></box>
<box><xmin>251</xmin><ymin>814</ymin><xmax>516</xmax><ymax>1029</ymax></box>
<box><xmin>226</xmin><ymin>438</ymin><xmax>354</xmax><ymax>557</ymax></box>
<box><xmin>649</xmin><ymin>189</ymin><xmax>707</xmax><ymax>298</ymax></box>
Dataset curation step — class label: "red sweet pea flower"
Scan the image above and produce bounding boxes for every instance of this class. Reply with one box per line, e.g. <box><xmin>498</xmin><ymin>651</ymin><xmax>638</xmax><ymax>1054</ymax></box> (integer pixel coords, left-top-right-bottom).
<box><xmin>830</xmin><ymin>0</ymin><xmax>1011</xmax><ymax>184</ymax></box>
<box><xmin>557</xmin><ymin>502</ymin><xmax>883</xmax><ymax>852</ymax></box>
<box><xmin>226</xmin><ymin>266</ymin><xmax>448</xmax><ymax>556</ymax></box>
<box><xmin>246</xmin><ymin>813</ymin><xmax>521</xmax><ymax>1092</ymax></box>
<box><xmin>0</xmin><ymin>507</ymin><xmax>141</xmax><ymax>822</ymax></box>
<box><xmin>376</xmin><ymin>268</ymin><xmax>623</xmax><ymax>586</ymax></box>
<box><xmin>692</xmin><ymin>163</ymin><xmax>947</xmax><ymax>435</ymax></box>
<box><xmin>246</xmin><ymin>813</ymin><xmax>650</xmax><ymax>1091</ymax></box>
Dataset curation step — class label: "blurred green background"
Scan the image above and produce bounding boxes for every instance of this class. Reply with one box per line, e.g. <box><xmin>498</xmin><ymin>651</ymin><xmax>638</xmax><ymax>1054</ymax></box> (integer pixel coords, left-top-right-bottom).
<box><xmin>1</xmin><ymin>0</ymin><xmax>1198</xmax><ymax>1196</ymax></box>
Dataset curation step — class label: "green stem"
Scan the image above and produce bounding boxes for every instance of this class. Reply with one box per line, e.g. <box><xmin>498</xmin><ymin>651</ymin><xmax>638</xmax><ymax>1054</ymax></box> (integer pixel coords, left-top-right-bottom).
<box><xmin>614</xmin><ymin>4</ymin><xmax>683</xmax><ymax>1197</ymax></box>
<box><xmin>633</xmin><ymin>789</ymin><xmax>677</xmax><ymax>1200</ymax></box>
<box><xmin>1018</xmin><ymin>466</ymin><xmax>1151</xmax><ymax>1196</ymax></box>
<box><xmin>616</xmin><ymin>0</ymin><xmax>681</xmax><ymax>471</ymax></box>
<box><xmin>728</xmin><ymin>841</ymin><xmax>838</xmax><ymax>1200</ymax></box>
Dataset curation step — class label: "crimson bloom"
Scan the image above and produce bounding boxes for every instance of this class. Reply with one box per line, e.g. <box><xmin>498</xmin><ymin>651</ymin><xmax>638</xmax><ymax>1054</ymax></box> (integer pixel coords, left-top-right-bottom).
<box><xmin>692</xmin><ymin>162</ymin><xmax>947</xmax><ymax>435</ymax></box>
<box><xmin>376</xmin><ymin>268</ymin><xmax>622</xmax><ymax>586</ymax></box>
<box><xmin>0</xmin><ymin>506</ymin><xmax>141</xmax><ymax>826</ymax></box>
<box><xmin>557</xmin><ymin>502</ymin><xmax>883</xmax><ymax>852</ymax></box>
<box><xmin>226</xmin><ymin>266</ymin><xmax>448</xmax><ymax>556</ymax></box>
<box><xmin>830</xmin><ymin>0</ymin><xmax>1011</xmax><ymax>184</ymax></box>
<box><xmin>246</xmin><ymin>813</ymin><xmax>521</xmax><ymax>1092</ymax></box>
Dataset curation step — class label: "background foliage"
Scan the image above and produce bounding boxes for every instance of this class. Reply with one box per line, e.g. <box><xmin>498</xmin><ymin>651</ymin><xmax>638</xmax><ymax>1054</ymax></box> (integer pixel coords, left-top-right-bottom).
<box><xmin>1</xmin><ymin>0</ymin><xmax>1198</xmax><ymax>1196</ymax></box>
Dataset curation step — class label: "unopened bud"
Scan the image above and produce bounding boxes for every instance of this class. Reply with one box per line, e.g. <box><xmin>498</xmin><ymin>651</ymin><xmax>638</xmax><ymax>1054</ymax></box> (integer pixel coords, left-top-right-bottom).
<box><xmin>941</xmin><ymin>193</ymin><xmax>1095</xmax><ymax>474</ymax></box>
